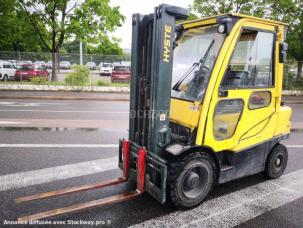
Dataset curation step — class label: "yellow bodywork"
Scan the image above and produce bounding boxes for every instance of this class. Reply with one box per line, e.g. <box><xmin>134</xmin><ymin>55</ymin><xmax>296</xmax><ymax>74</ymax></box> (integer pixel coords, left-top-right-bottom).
<box><xmin>169</xmin><ymin>13</ymin><xmax>291</xmax><ymax>153</ymax></box>
<box><xmin>170</xmin><ymin>98</ymin><xmax>201</xmax><ymax>129</ymax></box>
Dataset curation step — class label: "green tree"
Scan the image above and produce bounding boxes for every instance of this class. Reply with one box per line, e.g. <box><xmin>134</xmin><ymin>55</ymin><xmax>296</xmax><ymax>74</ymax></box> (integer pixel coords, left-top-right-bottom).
<box><xmin>190</xmin><ymin>0</ymin><xmax>303</xmax><ymax>77</ymax></box>
<box><xmin>63</xmin><ymin>39</ymin><xmax>87</xmax><ymax>54</ymax></box>
<box><xmin>17</xmin><ymin>0</ymin><xmax>124</xmax><ymax>81</ymax></box>
<box><xmin>64</xmin><ymin>36</ymin><xmax>123</xmax><ymax>56</ymax></box>
<box><xmin>0</xmin><ymin>0</ymin><xmax>46</xmax><ymax>52</ymax></box>
<box><xmin>267</xmin><ymin>0</ymin><xmax>303</xmax><ymax>78</ymax></box>
<box><xmin>88</xmin><ymin>36</ymin><xmax>124</xmax><ymax>55</ymax></box>
<box><xmin>190</xmin><ymin>0</ymin><xmax>267</xmax><ymax>18</ymax></box>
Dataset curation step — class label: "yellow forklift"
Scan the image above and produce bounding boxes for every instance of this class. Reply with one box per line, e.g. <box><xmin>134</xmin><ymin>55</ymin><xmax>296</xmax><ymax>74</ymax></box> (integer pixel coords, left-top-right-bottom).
<box><xmin>16</xmin><ymin>4</ymin><xmax>291</xmax><ymax>220</ymax></box>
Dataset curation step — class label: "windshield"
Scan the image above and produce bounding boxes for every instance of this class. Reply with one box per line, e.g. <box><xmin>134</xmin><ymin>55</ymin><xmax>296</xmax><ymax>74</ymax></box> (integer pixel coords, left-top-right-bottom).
<box><xmin>114</xmin><ymin>66</ymin><xmax>129</xmax><ymax>71</ymax></box>
<box><xmin>20</xmin><ymin>65</ymin><xmax>34</xmax><ymax>71</ymax></box>
<box><xmin>171</xmin><ymin>25</ymin><xmax>225</xmax><ymax>102</ymax></box>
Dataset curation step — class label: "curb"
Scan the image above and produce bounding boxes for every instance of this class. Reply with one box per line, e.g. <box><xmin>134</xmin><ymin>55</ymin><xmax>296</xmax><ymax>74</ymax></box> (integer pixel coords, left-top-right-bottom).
<box><xmin>0</xmin><ymin>95</ymin><xmax>130</xmax><ymax>101</ymax></box>
<box><xmin>0</xmin><ymin>84</ymin><xmax>130</xmax><ymax>93</ymax></box>
<box><xmin>292</xmin><ymin>128</ymin><xmax>303</xmax><ymax>132</ymax></box>
<box><xmin>0</xmin><ymin>96</ymin><xmax>302</xmax><ymax>103</ymax></box>
<box><xmin>283</xmin><ymin>101</ymin><xmax>303</xmax><ymax>104</ymax></box>
<box><xmin>282</xmin><ymin>90</ymin><xmax>303</xmax><ymax>96</ymax></box>
<box><xmin>0</xmin><ymin>84</ymin><xmax>301</xmax><ymax>95</ymax></box>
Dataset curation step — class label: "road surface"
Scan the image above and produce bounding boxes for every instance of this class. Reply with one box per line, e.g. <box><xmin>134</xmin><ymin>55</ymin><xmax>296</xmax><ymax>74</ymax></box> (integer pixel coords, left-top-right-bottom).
<box><xmin>0</xmin><ymin>99</ymin><xmax>302</xmax><ymax>227</ymax></box>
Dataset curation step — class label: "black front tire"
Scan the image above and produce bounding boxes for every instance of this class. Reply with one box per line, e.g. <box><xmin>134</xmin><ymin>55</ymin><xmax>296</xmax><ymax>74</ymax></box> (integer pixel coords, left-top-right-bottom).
<box><xmin>264</xmin><ymin>144</ymin><xmax>288</xmax><ymax>179</ymax></box>
<box><xmin>167</xmin><ymin>151</ymin><xmax>217</xmax><ymax>209</ymax></box>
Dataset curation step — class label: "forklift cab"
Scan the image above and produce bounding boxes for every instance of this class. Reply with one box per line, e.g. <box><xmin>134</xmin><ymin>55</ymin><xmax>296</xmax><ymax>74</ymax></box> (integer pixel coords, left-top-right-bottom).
<box><xmin>169</xmin><ymin>14</ymin><xmax>291</xmax><ymax>153</ymax></box>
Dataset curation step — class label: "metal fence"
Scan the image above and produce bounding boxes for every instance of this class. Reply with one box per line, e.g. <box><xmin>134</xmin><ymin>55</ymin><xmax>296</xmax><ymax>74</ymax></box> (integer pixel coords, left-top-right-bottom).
<box><xmin>0</xmin><ymin>51</ymin><xmax>302</xmax><ymax>90</ymax></box>
<box><xmin>0</xmin><ymin>51</ymin><xmax>131</xmax><ymax>65</ymax></box>
<box><xmin>283</xmin><ymin>62</ymin><xmax>303</xmax><ymax>90</ymax></box>
<box><xmin>0</xmin><ymin>51</ymin><xmax>132</xmax><ymax>84</ymax></box>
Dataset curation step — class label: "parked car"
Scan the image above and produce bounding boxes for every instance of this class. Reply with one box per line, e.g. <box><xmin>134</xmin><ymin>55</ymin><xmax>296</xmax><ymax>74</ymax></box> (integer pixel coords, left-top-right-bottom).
<box><xmin>8</xmin><ymin>59</ymin><xmax>17</xmax><ymax>65</ymax></box>
<box><xmin>46</xmin><ymin>61</ymin><xmax>52</xmax><ymax>69</ymax></box>
<box><xmin>111</xmin><ymin>65</ymin><xmax>131</xmax><ymax>82</ymax></box>
<box><xmin>0</xmin><ymin>61</ymin><xmax>17</xmax><ymax>81</ymax></box>
<box><xmin>15</xmin><ymin>64</ymin><xmax>49</xmax><ymax>81</ymax></box>
<box><xmin>20</xmin><ymin>60</ymin><xmax>32</xmax><ymax>65</ymax></box>
<box><xmin>14</xmin><ymin>61</ymin><xmax>23</xmax><ymax>69</ymax></box>
<box><xmin>85</xmin><ymin>62</ymin><xmax>97</xmax><ymax>70</ymax></box>
<box><xmin>59</xmin><ymin>61</ymin><xmax>71</xmax><ymax>69</ymax></box>
<box><xmin>112</xmin><ymin>62</ymin><xmax>121</xmax><ymax>69</ymax></box>
<box><xmin>99</xmin><ymin>63</ymin><xmax>112</xmax><ymax>76</ymax></box>
<box><xmin>34</xmin><ymin>61</ymin><xmax>46</xmax><ymax>67</ymax></box>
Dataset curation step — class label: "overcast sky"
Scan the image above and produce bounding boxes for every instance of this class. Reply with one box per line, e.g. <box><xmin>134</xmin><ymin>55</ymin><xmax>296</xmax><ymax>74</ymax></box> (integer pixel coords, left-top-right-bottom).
<box><xmin>110</xmin><ymin>0</ymin><xmax>193</xmax><ymax>49</ymax></box>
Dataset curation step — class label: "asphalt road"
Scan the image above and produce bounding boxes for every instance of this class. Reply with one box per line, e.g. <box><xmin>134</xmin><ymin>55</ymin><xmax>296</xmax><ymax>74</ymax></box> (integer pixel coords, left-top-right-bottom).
<box><xmin>0</xmin><ymin>99</ymin><xmax>302</xmax><ymax>228</ymax></box>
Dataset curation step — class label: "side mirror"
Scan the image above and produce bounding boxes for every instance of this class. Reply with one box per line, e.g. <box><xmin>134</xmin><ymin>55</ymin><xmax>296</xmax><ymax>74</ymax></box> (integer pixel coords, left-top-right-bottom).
<box><xmin>279</xmin><ymin>42</ymin><xmax>288</xmax><ymax>63</ymax></box>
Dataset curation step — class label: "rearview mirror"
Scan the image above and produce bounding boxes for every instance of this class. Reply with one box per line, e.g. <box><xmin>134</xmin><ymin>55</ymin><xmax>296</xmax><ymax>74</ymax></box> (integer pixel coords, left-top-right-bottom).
<box><xmin>279</xmin><ymin>42</ymin><xmax>288</xmax><ymax>63</ymax></box>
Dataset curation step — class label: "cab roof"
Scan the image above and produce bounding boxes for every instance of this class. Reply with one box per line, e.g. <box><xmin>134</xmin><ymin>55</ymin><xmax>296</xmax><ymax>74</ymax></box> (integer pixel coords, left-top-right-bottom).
<box><xmin>181</xmin><ymin>13</ymin><xmax>287</xmax><ymax>29</ymax></box>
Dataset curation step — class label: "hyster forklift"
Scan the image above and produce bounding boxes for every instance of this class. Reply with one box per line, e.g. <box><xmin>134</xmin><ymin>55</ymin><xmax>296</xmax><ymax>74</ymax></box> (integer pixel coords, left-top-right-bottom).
<box><xmin>16</xmin><ymin>4</ymin><xmax>291</xmax><ymax>221</ymax></box>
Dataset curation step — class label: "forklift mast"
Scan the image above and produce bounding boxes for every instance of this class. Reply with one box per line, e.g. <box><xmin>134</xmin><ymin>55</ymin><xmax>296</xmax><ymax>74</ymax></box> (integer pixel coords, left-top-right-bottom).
<box><xmin>129</xmin><ymin>5</ymin><xmax>188</xmax><ymax>154</ymax></box>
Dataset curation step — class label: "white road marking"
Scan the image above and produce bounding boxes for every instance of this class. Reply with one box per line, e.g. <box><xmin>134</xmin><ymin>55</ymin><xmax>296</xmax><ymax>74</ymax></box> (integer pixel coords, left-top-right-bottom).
<box><xmin>0</xmin><ymin>102</ymin><xmax>15</xmax><ymax>105</ymax></box>
<box><xmin>285</xmin><ymin>145</ymin><xmax>303</xmax><ymax>148</ymax></box>
<box><xmin>132</xmin><ymin>169</ymin><xmax>303</xmax><ymax>228</ymax></box>
<box><xmin>0</xmin><ymin>109</ymin><xmax>128</xmax><ymax>114</ymax></box>
<box><xmin>0</xmin><ymin>102</ymin><xmax>66</xmax><ymax>107</ymax></box>
<box><xmin>0</xmin><ymin>121</ymin><xmax>30</xmax><ymax>125</ymax></box>
<box><xmin>0</xmin><ymin>144</ymin><xmax>118</xmax><ymax>148</ymax></box>
<box><xmin>0</xmin><ymin>156</ymin><xmax>119</xmax><ymax>192</ymax></box>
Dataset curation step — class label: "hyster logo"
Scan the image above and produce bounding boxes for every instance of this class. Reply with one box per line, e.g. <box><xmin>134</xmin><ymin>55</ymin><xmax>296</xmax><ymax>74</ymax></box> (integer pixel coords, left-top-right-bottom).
<box><xmin>163</xmin><ymin>24</ymin><xmax>172</xmax><ymax>63</ymax></box>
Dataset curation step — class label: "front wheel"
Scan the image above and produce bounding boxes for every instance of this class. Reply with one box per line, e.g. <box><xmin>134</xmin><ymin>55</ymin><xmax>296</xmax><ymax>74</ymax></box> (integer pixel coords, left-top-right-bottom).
<box><xmin>264</xmin><ymin>144</ymin><xmax>288</xmax><ymax>179</ymax></box>
<box><xmin>167</xmin><ymin>151</ymin><xmax>217</xmax><ymax>209</ymax></box>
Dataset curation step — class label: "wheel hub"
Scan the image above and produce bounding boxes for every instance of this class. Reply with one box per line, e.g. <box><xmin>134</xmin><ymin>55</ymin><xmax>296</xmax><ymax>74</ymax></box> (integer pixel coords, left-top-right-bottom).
<box><xmin>276</xmin><ymin>158</ymin><xmax>281</xmax><ymax>166</ymax></box>
<box><xmin>275</xmin><ymin>155</ymin><xmax>283</xmax><ymax>168</ymax></box>
<box><xmin>185</xmin><ymin>171</ymin><xmax>200</xmax><ymax>189</ymax></box>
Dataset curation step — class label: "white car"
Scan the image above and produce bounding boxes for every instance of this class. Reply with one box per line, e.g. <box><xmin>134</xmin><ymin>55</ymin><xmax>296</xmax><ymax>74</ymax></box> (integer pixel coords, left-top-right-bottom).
<box><xmin>0</xmin><ymin>61</ymin><xmax>16</xmax><ymax>81</ymax></box>
<box><xmin>34</xmin><ymin>61</ymin><xmax>46</xmax><ymax>67</ymax></box>
<box><xmin>100</xmin><ymin>63</ymin><xmax>112</xmax><ymax>76</ymax></box>
<box><xmin>85</xmin><ymin>62</ymin><xmax>97</xmax><ymax>70</ymax></box>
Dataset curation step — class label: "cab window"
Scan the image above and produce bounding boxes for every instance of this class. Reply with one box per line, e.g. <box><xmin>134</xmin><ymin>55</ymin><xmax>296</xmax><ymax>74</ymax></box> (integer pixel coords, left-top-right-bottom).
<box><xmin>222</xmin><ymin>29</ymin><xmax>275</xmax><ymax>88</ymax></box>
<box><xmin>213</xmin><ymin>99</ymin><xmax>244</xmax><ymax>140</ymax></box>
<box><xmin>3</xmin><ymin>63</ymin><xmax>12</xmax><ymax>68</ymax></box>
<box><xmin>171</xmin><ymin>26</ymin><xmax>225</xmax><ymax>102</ymax></box>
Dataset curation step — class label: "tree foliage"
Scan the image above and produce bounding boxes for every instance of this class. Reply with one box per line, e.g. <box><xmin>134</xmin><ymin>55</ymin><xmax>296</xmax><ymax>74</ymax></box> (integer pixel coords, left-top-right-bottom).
<box><xmin>190</xmin><ymin>0</ymin><xmax>267</xmax><ymax>18</ymax></box>
<box><xmin>15</xmin><ymin>0</ymin><xmax>125</xmax><ymax>81</ymax></box>
<box><xmin>0</xmin><ymin>0</ymin><xmax>46</xmax><ymax>52</ymax></box>
<box><xmin>190</xmin><ymin>0</ymin><xmax>303</xmax><ymax>77</ymax></box>
<box><xmin>267</xmin><ymin>0</ymin><xmax>303</xmax><ymax>77</ymax></box>
<box><xmin>87</xmin><ymin>36</ymin><xmax>123</xmax><ymax>55</ymax></box>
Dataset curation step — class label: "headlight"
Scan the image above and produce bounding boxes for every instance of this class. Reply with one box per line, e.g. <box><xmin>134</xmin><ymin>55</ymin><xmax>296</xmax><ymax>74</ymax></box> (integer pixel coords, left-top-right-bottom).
<box><xmin>217</xmin><ymin>24</ymin><xmax>226</xmax><ymax>34</ymax></box>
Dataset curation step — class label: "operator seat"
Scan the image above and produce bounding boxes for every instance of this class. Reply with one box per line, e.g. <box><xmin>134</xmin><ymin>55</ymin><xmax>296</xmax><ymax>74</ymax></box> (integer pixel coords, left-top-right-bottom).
<box><xmin>223</xmin><ymin>70</ymin><xmax>249</xmax><ymax>87</ymax></box>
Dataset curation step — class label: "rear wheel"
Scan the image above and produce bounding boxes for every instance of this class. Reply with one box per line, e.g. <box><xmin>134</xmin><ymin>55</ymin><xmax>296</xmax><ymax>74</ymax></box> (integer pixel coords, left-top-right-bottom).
<box><xmin>167</xmin><ymin>151</ymin><xmax>217</xmax><ymax>209</ymax></box>
<box><xmin>264</xmin><ymin>144</ymin><xmax>288</xmax><ymax>179</ymax></box>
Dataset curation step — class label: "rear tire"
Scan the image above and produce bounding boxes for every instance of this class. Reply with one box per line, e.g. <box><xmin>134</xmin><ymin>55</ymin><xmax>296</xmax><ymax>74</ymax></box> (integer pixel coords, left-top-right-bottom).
<box><xmin>167</xmin><ymin>151</ymin><xmax>217</xmax><ymax>209</ymax></box>
<box><xmin>264</xmin><ymin>144</ymin><xmax>288</xmax><ymax>179</ymax></box>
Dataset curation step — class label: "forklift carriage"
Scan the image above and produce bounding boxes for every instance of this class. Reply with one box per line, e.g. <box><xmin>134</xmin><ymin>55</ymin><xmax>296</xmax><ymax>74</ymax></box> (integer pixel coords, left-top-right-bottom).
<box><xmin>16</xmin><ymin>3</ymin><xmax>291</xmax><ymax>221</ymax></box>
